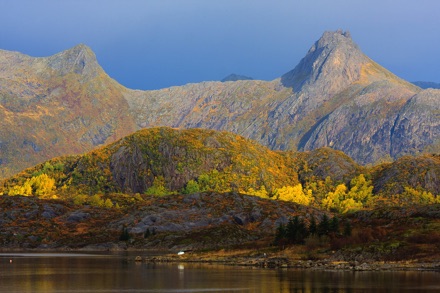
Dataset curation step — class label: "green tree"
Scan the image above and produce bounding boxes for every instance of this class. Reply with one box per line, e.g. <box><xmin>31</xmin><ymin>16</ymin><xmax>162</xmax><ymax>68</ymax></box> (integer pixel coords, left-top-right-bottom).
<box><xmin>343</xmin><ymin>220</ymin><xmax>352</xmax><ymax>237</ymax></box>
<box><xmin>274</xmin><ymin>222</ymin><xmax>286</xmax><ymax>245</ymax></box>
<box><xmin>309</xmin><ymin>217</ymin><xmax>317</xmax><ymax>235</ymax></box>
<box><xmin>330</xmin><ymin>217</ymin><xmax>340</xmax><ymax>234</ymax></box>
<box><xmin>145</xmin><ymin>176</ymin><xmax>174</xmax><ymax>196</ymax></box>
<box><xmin>318</xmin><ymin>214</ymin><xmax>330</xmax><ymax>236</ymax></box>
<box><xmin>119</xmin><ymin>227</ymin><xmax>130</xmax><ymax>241</ymax></box>
<box><xmin>183</xmin><ymin>180</ymin><xmax>200</xmax><ymax>194</ymax></box>
<box><xmin>286</xmin><ymin>216</ymin><xmax>308</xmax><ymax>244</ymax></box>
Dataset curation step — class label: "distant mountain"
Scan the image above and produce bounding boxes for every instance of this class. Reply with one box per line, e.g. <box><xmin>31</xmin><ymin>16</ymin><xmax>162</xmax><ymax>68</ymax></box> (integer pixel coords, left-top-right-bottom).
<box><xmin>412</xmin><ymin>81</ymin><xmax>440</xmax><ymax>89</ymax></box>
<box><xmin>221</xmin><ymin>74</ymin><xmax>254</xmax><ymax>82</ymax></box>
<box><xmin>1</xmin><ymin>30</ymin><xmax>439</xmax><ymax>178</ymax></box>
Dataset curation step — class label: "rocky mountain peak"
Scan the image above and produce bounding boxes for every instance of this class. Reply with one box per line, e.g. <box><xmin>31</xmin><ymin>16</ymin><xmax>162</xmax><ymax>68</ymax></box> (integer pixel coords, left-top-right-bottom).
<box><xmin>312</xmin><ymin>30</ymin><xmax>353</xmax><ymax>52</ymax></box>
<box><xmin>281</xmin><ymin>30</ymin><xmax>369</xmax><ymax>93</ymax></box>
<box><xmin>47</xmin><ymin>44</ymin><xmax>100</xmax><ymax>77</ymax></box>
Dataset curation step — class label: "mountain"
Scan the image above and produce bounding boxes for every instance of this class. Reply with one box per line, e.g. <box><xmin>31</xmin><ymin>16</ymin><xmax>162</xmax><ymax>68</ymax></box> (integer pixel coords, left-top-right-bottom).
<box><xmin>126</xmin><ymin>30</ymin><xmax>430</xmax><ymax>165</ymax></box>
<box><xmin>1</xmin><ymin>30</ymin><xmax>439</xmax><ymax>178</ymax></box>
<box><xmin>221</xmin><ymin>74</ymin><xmax>254</xmax><ymax>82</ymax></box>
<box><xmin>412</xmin><ymin>81</ymin><xmax>440</xmax><ymax>89</ymax></box>
<box><xmin>0</xmin><ymin>44</ymin><xmax>137</xmax><ymax>178</ymax></box>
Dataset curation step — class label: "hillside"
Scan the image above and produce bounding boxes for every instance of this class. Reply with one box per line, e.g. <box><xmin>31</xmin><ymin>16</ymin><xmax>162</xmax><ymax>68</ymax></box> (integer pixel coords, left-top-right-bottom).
<box><xmin>1</xmin><ymin>30</ymin><xmax>440</xmax><ymax>179</ymax></box>
<box><xmin>1</xmin><ymin>127</ymin><xmax>438</xmax><ymax>207</ymax></box>
<box><xmin>0</xmin><ymin>127</ymin><xmax>439</xmax><ymax>259</ymax></box>
<box><xmin>0</xmin><ymin>191</ymin><xmax>325</xmax><ymax>250</ymax></box>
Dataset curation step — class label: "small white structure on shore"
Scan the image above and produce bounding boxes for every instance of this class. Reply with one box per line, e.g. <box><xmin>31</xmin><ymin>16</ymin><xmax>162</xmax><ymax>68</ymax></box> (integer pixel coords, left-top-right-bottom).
<box><xmin>177</xmin><ymin>251</ymin><xmax>185</xmax><ymax>255</ymax></box>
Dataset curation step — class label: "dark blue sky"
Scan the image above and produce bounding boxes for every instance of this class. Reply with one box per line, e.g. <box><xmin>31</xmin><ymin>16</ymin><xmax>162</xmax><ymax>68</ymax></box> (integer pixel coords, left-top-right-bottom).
<box><xmin>1</xmin><ymin>0</ymin><xmax>439</xmax><ymax>90</ymax></box>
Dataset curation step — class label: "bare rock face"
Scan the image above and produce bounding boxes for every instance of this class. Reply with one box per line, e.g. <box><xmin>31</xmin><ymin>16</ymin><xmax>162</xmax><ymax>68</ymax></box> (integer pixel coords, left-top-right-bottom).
<box><xmin>0</xmin><ymin>45</ymin><xmax>137</xmax><ymax>178</ymax></box>
<box><xmin>46</xmin><ymin>44</ymin><xmax>99</xmax><ymax>78</ymax></box>
<box><xmin>281</xmin><ymin>30</ymin><xmax>367</xmax><ymax>99</ymax></box>
<box><xmin>391</xmin><ymin>89</ymin><xmax>440</xmax><ymax>157</ymax></box>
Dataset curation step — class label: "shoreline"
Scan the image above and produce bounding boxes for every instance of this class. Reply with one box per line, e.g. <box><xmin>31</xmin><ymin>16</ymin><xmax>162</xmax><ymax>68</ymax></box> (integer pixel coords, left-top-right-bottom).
<box><xmin>137</xmin><ymin>253</ymin><xmax>440</xmax><ymax>272</ymax></box>
<box><xmin>2</xmin><ymin>247</ymin><xmax>439</xmax><ymax>272</ymax></box>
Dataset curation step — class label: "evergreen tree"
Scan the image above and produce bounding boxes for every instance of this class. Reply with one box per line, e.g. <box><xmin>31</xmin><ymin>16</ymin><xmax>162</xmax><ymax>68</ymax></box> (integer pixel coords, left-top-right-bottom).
<box><xmin>144</xmin><ymin>228</ymin><xmax>151</xmax><ymax>238</ymax></box>
<box><xmin>309</xmin><ymin>217</ymin><xmax>317</xmax><ymax>235</ymax></box>
<box><xmin>286</xmin><ymin>216</ymin><xmax>308</xmax><ymax>244</ymax></box>
<box><xmin>296</xmin><ymin>217</ymin><xmax>308</xmax><ymax>243</ymax></box>
<box><xmin>318</xmin><ymin>214</ymin><xmax>330</xmax><ymax>236</ymax></box>
<box><xmin>274</xmin><ymin>222</ymin><xmax>286</xmax><ymax>245</ymax></box>
<box><xmin>330</xmin><ymin>217</ymin><xmax>340</xmax><ymax>234</ymax></box>
<box><xmin>119</xmin><ymin>227</ymin><xmax>130</xmax><ymax>241</ymax></box>
<box><xmin>343</xmin><ymin>220</ymin><xmax>352</xmax><ymax>237</ymax></box>
<box><xmin>286</xmin><ymin>218</ymin><xmax>296</xmax><ymax>242</ymax></box>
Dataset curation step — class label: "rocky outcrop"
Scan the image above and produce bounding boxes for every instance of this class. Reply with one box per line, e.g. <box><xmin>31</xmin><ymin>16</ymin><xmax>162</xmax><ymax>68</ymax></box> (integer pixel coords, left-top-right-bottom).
<box><xmin>0</xmin><ymin>191</ymin><xmax>323</xmax><ymax>250</ymax></box>
<box><xmin>391</xmin><ymin>89</ymin><xmax>440</xmax><ymax>157</ymax></box>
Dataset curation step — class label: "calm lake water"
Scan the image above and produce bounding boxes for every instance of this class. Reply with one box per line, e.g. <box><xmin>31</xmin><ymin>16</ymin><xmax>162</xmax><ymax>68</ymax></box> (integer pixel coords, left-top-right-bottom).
<box><xmin>0</xmin><ymin>252</ymin><xmax>439</xmax><ymax>292</ymax></box>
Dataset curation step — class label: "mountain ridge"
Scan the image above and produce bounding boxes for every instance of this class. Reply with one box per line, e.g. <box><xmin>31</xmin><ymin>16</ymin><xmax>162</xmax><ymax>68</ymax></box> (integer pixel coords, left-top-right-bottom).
<box><xmin>0</xmin><ymin>30</ymin><xmax>439</xmax><ymax>178</ymax></box>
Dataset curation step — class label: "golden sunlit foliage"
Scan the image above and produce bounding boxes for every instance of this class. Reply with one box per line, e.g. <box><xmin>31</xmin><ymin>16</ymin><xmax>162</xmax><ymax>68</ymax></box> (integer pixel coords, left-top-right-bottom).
<box><xmin>7</xmin><ymin>173</ymin><xmax>56</xmax><ymax>199</ymax></box>
<box><xmin>275</xmin><ymin>184</ymin><xmax>312</xmax><ymax>206</ymax></box>
<box><xmin>321</xmin><ymin>174</ymin><xmax>373</xmax><ymax>213</ymax></box>
<box><xmin>390</xmin><ymin>187</ymin><xmax>440</xmax><ymax>206</ymax></box>
<box><xmin>0</xmin><ymin>128</ymin><xmax>439</xmax><ymax>213</ymax></box>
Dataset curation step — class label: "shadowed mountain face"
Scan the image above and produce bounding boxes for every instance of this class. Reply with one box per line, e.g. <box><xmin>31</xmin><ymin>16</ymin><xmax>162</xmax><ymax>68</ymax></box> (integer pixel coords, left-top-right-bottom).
<box><xmin>0</xmin><ymin>30</ymin><xmax>439</xmax><ymax>178</ymax></box>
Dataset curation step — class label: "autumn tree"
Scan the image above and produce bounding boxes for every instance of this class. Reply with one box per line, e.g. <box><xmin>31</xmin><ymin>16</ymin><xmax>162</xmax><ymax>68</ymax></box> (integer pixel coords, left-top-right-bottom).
<box><xmin>321</xmin><ymin>174</ymin><xmax>373</xmax><ymax>213</ymax></box>
<box><xmin>245</xmin><ymin>185</ymin><xmax>269</xmax><ymax>199</ymax></box>
<box><xmin>347</xmin><ymin>174</ymin><xmax>373</xmax><ymax>206</ymax></box>
<box><xmin>7</xmin><ymin>173</ymin><xmax>56</xmax><ymax>198</ymax></box>
<box><xmin>276</xmin><ymin>184</ymin><xmax>311</xmax><ymax>205</ymax></box>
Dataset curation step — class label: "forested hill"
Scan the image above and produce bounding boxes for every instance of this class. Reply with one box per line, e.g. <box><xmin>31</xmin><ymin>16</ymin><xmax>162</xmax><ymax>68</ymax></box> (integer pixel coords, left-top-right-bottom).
<box><xmin>1</xmin><ymin>127</ymin><xmax>439</xmax><ymax>256</ymax></box>
<box><xmin>1</xmin><ymin>127</ymin><xmax>439</xmax><ymax>212</ymax></box>
<box><xmin>1</xmin><ymin>30</ymin><xmax>439</xmax><ymax>179</ymax></box>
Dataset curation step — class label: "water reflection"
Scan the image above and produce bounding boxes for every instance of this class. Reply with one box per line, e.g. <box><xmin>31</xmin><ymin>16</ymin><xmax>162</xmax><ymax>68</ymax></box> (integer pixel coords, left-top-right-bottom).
<box><xmin>0</xmin><ymin>253</ymin><xmax>439</xmax><ymax>292</ymax></box>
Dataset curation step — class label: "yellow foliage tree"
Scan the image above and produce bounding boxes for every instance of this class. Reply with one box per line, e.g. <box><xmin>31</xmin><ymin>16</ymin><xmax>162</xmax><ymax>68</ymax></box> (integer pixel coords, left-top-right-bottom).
<box><xmin>245</xmin><ymin>185</ymin><xmax>269</xmax><ymax>199</ymax></box>
<box><xmin>276</xmin><ymin>184</ymin><xmax>311</xmax><ymax>205</ymax></box>
<box><xmin>347</xmin><ymin>174</ymin><xmax>373</xmax><ymax>206</ymax></box>
<box><xmin>30</xmin><ymin>173</ymin><xmax>56</xmax><ymax>198</ymax></box>
<box><xmin>393</xmin><ymin>187</ymin><xmax>440</xmax><ymax>206</ymax></box>
<box><xmin>7</xmin><ymin>174</ymin><xmax>56</xmax><ymax>198</ymax></box>
<box><xmin>322</xmin><ymin>174</ymin><xmax>374</xmax><ymax>213</ymax></box>
<box><xmin>322</xmin><ymin>184</ymin><xmax>347</xmax><ymax>211</ymax></box>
